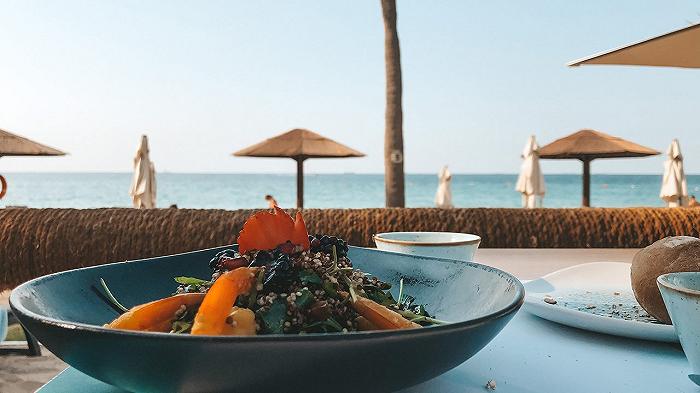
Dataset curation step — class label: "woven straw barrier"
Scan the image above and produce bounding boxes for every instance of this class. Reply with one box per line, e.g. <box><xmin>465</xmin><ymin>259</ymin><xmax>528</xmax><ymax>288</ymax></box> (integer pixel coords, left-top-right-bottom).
<box><xmin>1</xmin><ymin>207</ymin><xmax>699</xmax><ymax>290</ymax></box>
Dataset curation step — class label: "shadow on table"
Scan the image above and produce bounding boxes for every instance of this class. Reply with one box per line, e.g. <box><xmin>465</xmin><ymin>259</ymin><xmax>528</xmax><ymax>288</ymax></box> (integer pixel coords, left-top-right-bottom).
<box><xmin>405</xmin><ymin>311</ymin><xmax>690</xmax><ymax>393</ymax></box>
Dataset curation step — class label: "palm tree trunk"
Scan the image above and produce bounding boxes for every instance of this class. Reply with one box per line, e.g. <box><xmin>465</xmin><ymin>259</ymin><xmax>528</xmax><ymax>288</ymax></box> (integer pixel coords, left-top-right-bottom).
<box><xmin>381</xmin><ymin>0</ymin><xmax>405</xmax><ymax>207</ymax></box>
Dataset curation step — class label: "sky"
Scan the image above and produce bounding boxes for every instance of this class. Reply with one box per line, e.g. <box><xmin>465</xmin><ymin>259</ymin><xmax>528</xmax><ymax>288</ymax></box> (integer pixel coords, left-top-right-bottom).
<box><xmin>0</xmin><ymin>0</ymin><xmax>699</xmax><ymax>175</ymax></box>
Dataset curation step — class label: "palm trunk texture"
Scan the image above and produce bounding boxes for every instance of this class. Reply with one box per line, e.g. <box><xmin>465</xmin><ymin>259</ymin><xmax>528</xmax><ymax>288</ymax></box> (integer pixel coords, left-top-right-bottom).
<box><xmin>381</xmin><ymin>0</ymin><xmax>405</xmax><ymax>207</ymax></box>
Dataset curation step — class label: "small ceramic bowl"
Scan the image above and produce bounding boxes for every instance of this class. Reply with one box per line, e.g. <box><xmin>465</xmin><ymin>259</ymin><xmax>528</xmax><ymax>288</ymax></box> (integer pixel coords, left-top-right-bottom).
<box><xmin>657</xmin><ymin>272</ymin><xmax>700</xmax><ymax>385</ymax></box>
<box><xmin>373</xmin><ymin>232</ymin><xmax>481</xmax><ymax>261</ymax></box>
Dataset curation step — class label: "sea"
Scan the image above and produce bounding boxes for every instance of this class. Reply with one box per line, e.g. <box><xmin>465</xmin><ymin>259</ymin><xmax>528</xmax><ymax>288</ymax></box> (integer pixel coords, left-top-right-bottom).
<box><xmin>1</xmin><ymin>173</ymin><xmax>698</xmax><ymax>209</ymax></box>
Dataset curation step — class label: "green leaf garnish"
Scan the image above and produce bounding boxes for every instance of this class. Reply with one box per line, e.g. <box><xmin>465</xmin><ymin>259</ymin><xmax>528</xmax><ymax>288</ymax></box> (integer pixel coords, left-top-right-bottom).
<box><xmin>294</xmin><ymin>288</ymin><xmax>313</xmax><ymax>309</ymax></box>
<box><xmin>364</xmin><ymin>285</ymin><xmax>396</xmax><ymax>306</ymax></box>
<box><xmin>343</xmin><ymin>275</ymin><xmax>359</xmax><ymax>303</ymax></box>
<box><xmin>100</xmin><ymin>278</ymin><xmax>129</xmax><ymax>313</ymax></box>
<box><xmin>299</xmin><ymin>270</ymin><xmax>322</xmax><ymax>285</ymax></box>
<box><xmin>322</xmin><ymin>281</ymin><xmax>339</xmax><ymax>299</ymax></box>
<box><xmin>170</xmin><ymin>321</ymin><xmax>192</xmax><ymax>334</ymax></box>
<box><xmin>396</xmin><ymin>309</ymin><xmax>449</xmax><ymax>325</ymax></box>
<box><xmin>412</xmin><ymin>304</ymin><xmax>428</xmax><ymax>317</ymax></box>
<box><xmin>304</xmin><ymin>317</ymin><xmax>344</xmax><ymax>333</ymax></box>
<box><xmin>259</xmin><ymin>300</ymin><xmax>287</xmax><ymax>334</ymax></box>
<box><xmin>323</xmin><ymin>317</ymin><xmax>344</xmax><ymax>332</ymax></box>
<box><xmin>174</xmin><ymin>276</ymin><xmax>209</xmax><ymax>286</ymax></box>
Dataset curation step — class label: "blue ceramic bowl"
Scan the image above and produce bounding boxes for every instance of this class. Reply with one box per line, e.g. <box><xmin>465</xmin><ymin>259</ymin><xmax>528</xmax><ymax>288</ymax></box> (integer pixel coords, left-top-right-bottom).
<box><xmin>11</xmin><ymin>246</ymin><xmax>523</xmax><ymax>393</ymax></box>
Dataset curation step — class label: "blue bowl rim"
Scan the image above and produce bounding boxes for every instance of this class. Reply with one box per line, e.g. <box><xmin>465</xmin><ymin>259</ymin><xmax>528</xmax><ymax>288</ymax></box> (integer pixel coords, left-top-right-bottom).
<box><xmin>10</xmin><ymin>245</ymin><xmax>524</xmax><ymax>342</ymax></box>
<box><xmin>373</xmin><ymin>232</ymin><xmax>482</xmax><ymax>247</ymax></box>
<box><xmin>657</xmin><ymin>272</ymin><xmax>700</xmax><ymax>297</ymax></box>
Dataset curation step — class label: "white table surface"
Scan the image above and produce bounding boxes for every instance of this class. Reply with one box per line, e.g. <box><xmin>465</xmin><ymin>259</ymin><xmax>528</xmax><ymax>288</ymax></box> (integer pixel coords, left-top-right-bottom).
<box><xmin>475</xmin><ymin>248</ymin><xmax>640</xmax><ymax>280</ymax></box>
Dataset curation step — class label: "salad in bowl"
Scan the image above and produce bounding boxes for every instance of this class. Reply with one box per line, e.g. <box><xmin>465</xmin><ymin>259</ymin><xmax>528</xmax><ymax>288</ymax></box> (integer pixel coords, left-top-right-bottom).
<box><xmin>105</xmin><ymin>207</ymin><xmax>441</xmax><ymax>336</ymax></box>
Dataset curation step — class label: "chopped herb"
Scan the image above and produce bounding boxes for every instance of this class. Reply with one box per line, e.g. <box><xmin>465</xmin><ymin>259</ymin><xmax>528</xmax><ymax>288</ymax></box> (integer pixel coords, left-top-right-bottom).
<box><xmin>411</xmin><ymin>304</ymin><xmax>429</xmax><ymax>317</ymax></box>
<box><xmin>322</xmin><ymin>281</ymin><xmax>339</xmax><ymax>299</ymax></box>
<box><xmin>170</xmin><ymin>321</ymin><xmax>192</xmax><ymax>334</ymax></box>
<box><xmin>364</xmin><ymin>285</ymin><xmax>396</xmax><ymax>306</ymax></box>
<box><xmin>294</xmin><ymin>288</ymin><xmax>313</xmax><ymax>309</ymax></box>
<box><xmin>304</xmin><ymin>317</ymin><xmax>344</xmax><ymax>333</ymax></box>
<box><xmin>400</xmin><ymin>294</ymin><xmax>416</xmax><ymax>309</ymax></box>
<box><xmin>248</xmin><ymin>270</ymin><xmax>265</xmax><ymax>309</ymax></box>
<box><xmin>323</xmin><ymin>245</ymin><xmax>341</xmax><ymax>276</ymax></box>
<box><xmin>259</xmin><ymin>300</ymin><xmax>287</xmax><ymax>334</ymax></box>
<box><xmin>389</xmin><ymin>278</ymin><xmax>441</xmax><ymax>325</ymax></box>
<box><xmin>299</xmin><ymin>269</ymin><xmax>322</xmax><ymax>285</ymax></box>
<box><xmin>174</xmin><ymin>276</ymin><xmax>210</xmax><ymax>286</ymax></box>
<box><xmin>396</xmin><ymin>309</ymin><xmax>448</xmax><ymax>325</ymax></box>
<box><xmin>99</xmin><ymin>278</ymin><xmax>129</xmax><ymax>313</ymax></box>
<box><xmin>343</xmin><ymin>275</ymin><xmax>359</xmax><ymax>303</ymax></box>
<box><xmin>324</xmin><ymin>317</ymin><xmax>344</xmax><ymax>331</ymax></box>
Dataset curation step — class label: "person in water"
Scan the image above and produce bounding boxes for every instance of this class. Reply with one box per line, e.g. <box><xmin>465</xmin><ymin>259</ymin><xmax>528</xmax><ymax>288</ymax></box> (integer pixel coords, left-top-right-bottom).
<box><xmin>265</xmin><ymin>194</ymin><xmax>278</xmax><ymax>208</ymax></box>
<box><xmin>689</xmin><ymin>195</ymin><xmax>699</xmax><ymax>208</ymax></box>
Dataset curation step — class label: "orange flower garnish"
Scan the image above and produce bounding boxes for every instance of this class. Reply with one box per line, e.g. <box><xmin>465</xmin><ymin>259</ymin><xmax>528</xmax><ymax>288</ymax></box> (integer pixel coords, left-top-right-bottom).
<box><xmin>237</xmin><ymin>206</ymin><xmax>310</xmax><ymax>254</ymax></box>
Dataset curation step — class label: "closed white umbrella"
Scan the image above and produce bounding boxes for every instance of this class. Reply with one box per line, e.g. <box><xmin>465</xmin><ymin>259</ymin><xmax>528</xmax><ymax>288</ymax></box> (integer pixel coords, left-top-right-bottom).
<box><xmin>434</xmin><ymin>165</ymin><xmax>453</xmax><ymax>208</ymax></box>
<box><xmin>516</xmin><ymin>135</ymin><xmax>545</xmax><ymax>208</ymax></box>
<box><xmin>660</xmin><ymin>139</ymin><xmax>687</xmax><ymax>207</ymax></box>
<box><xmin>129</xmin><ymin>135</ymin><xmax>157</xmax><ymax>209</ymax></box>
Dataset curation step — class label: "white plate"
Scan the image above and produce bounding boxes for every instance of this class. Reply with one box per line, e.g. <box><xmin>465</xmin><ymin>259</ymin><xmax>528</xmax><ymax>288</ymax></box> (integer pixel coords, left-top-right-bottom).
<box><xmin>523</xmin><ymin>262</ymin><xmax>678</xmax><ymax>342</ymax></box>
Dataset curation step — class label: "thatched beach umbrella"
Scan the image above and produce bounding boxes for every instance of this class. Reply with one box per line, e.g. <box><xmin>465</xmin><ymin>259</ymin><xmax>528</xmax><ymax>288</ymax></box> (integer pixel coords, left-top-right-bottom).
<box><xmin>567</xmin><ymin>25</ymin><xmax>698</xmax><ymax>207</ymax></box>
<box><xmin>569</xmin><ymin>23</ymin><xmax>700</xmax><ymax>69</ymax></box>
<box><xmin>0</xmin><ymin>128</ymin><xmax>66</xmax><ymax>157</ymax></box>
<box><xmin>538</xmin><ymin>129</ymin><xmax>659</xmax><ymax>207</ymax></box>
<box><xmin>234</xmin><ymin>129</ymin><xmax>365</xmax><ymax>209</ymax></box>
<box><xmin>0</xmin><ymin>128</ymin><xmax>66</xmax><ymax>200</ymax></box>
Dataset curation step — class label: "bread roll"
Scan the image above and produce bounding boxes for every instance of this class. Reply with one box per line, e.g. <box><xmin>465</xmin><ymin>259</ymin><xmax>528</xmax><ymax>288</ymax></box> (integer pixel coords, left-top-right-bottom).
<box><xmin>631</xmin><ymin>236</ymin><xmax>700</xmax><ymax>324</ymax></box>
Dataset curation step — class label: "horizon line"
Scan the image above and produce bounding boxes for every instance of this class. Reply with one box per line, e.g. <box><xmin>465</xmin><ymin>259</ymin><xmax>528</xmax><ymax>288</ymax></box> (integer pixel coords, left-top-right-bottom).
<box><xmin>2</xmin><ymin>171</ymin><xmax>698</xmax><ymax>176</ymax></box>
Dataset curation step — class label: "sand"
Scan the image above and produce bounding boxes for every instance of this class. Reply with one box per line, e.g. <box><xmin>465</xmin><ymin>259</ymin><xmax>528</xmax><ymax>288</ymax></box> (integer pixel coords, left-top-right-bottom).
<box><xmin>0</xmin><ymin>348</ymin><xmax>65</xmax><ymax>393</ymax></box>
<box><xmin>1</xmin><ymin>290</ymin><xmax>68</xmax><ymax>393</ymax></box>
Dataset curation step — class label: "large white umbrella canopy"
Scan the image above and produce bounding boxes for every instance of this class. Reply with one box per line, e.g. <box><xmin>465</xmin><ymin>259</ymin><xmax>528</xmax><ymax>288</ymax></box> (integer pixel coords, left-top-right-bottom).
<box><xmin>0</xmin><ymin>128</ymin><xmax>66</xmax><ymax>201</ymax></box>
<box><xmin>569</xmin><ymin>23</ymin><xmax>700</xmax><ymax>69</ymax></box>
<box><xmin>515</xmin><ymin>135</ymin><xmax>545</xmax><ymax>208</ymax></box>
<box><xmin>129</xmin><ymin>135</ymin><xmax>157</xmax><ymax>209</ymax></box>
<box><xmin>660</xmin><ymin>139</ymin><xmax>687</xmax><ymax>207</ymax></box>
<box><xmin>434</xmin><ymin>165</ymin><xmax>453</xmax><ymax>208</ymax></box>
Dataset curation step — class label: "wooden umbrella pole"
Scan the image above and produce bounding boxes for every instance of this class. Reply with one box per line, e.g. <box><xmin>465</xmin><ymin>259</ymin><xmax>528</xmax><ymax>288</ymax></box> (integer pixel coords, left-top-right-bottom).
<box><xmin>0</xmin><ymin>156</ymin><xmax>5</xmax><ymax>200</ymax></box>
<box><xmin>582</xmin><ymin>158</ymin><xmax>591</xmax><ymax>207</ymax></box>
<box><xmin>295</xmin><ymin>157</ymin><xmax>305</xmax><ymax>209</ymax></box>
<box><xmin>0</xmin><ymin>173</ymin><xmax>6</xmax><ymax>200</ymax></box>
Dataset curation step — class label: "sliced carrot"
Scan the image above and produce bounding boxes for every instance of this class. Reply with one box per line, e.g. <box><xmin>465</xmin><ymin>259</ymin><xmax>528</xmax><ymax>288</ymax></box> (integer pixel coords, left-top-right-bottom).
<box><xmin>191</xmin><ymin>267</ymin><xmax>258</xmax><ymax>335</ymax></box>
<box><xmin>355</xmin><ymin>316</ymin><xmax>379</xmax><ymax>331</ymax></box>
<box><xmin>347</xmin><ymin>294</ymin><xmax>421</xmax><ymax>330</ymax></box>
<box><xmin>107</xmin><ymin>293</ymin><xmax>205</xmax><ymax>332</ymax></box>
